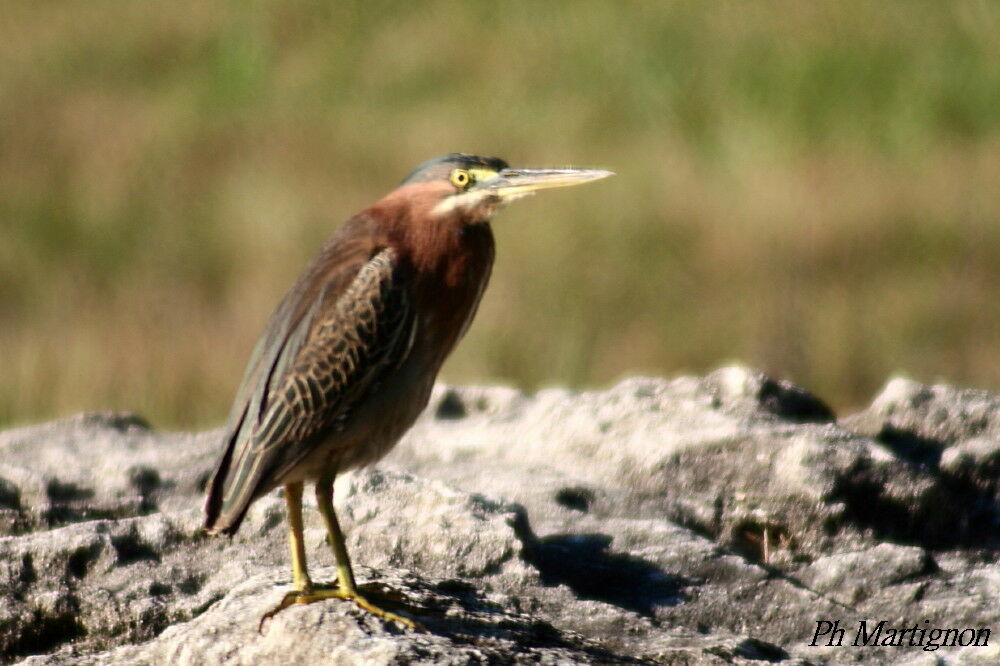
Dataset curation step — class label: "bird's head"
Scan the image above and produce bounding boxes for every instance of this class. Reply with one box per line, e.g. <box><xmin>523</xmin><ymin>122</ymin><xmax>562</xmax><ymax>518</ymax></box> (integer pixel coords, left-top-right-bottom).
<box><xmin>400</xmin><ymin>153</ymin><xmax>613</xmax><ymax>223</ymax></box>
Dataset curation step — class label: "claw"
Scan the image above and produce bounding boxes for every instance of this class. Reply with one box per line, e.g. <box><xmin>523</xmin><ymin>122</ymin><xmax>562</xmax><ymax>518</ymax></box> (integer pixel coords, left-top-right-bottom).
<box><xmin>258</xmin><ymin>589</ymin><xmax>305</xmax><ymax>633</ymax></box>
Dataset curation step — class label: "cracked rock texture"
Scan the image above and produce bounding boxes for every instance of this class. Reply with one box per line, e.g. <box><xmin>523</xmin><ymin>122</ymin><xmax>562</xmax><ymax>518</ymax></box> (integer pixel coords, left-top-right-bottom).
<box><xmin>1</xmin><ymin>366</ymin><xmax>998</xmax><ymax>665</ymax></box>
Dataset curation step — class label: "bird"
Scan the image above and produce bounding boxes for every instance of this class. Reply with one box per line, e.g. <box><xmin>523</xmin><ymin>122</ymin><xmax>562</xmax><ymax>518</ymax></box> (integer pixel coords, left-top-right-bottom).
<box><xmin>202</xmin><ymin>153</ymin><xmax>613</xmax><ymax>629</ymax></box>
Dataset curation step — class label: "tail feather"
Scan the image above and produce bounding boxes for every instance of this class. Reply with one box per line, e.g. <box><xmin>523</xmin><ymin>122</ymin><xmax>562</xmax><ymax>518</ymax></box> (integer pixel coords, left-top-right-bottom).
<box><xmin>203</xmin><ymin>407</ymin><xmax>253</xmax><ymax>536</ymax></box>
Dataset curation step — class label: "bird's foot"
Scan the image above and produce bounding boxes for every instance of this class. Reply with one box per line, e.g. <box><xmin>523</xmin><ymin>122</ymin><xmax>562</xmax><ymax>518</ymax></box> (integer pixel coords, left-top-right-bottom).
<box><xmin>259</xmin><ymin>582</ymin><xmax>423</xmax><ymax>632</ymax></box>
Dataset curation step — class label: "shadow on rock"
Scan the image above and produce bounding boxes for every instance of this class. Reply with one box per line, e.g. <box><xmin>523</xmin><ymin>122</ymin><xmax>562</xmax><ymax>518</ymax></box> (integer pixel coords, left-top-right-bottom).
<box><xmin>416</xmin><ymin>578</ymin><xmax>649</xmax><ymax>664</ymax></box>
<box><xmin>2</xmin><ymin>592</ymin><xmax>85</xmax><ymax>662</ymax></box>
<box><xmin>524</xmin><ymin>533</ymin><xmax>686</xmax><ymax>616</ymax></box>
<box><xmin>876</xmin><ymin>424</ymin><xmax>946</xmax><ymax>468</ymax></box>
<box><xmin>831</xmin><ymin>457</ymin><xmax>1000</xmax><ymax>550</ymax></box>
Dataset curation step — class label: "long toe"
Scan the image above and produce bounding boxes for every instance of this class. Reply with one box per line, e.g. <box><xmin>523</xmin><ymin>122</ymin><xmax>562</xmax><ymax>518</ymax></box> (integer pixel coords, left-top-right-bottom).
<box><xmin>259</xmin><ymin>586</ymin><xmax>423</xmax><ymax>632</ymax></box>
<box><xmin>347</xmin><ymin>590</ymin><xmax>423</xmax><ymax>631</ymax></box>
<box><xmin>258</xmin><ymin>589</ymin><xmax>311</xmax><ymax>632</ymax></box>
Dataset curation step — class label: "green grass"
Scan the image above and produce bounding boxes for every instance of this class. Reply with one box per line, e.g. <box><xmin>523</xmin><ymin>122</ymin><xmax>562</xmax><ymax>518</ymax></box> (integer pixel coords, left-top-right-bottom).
<box><xmin>1</xmin><ymin>1</ymin><xmax>998</xmax><ymax>427</ymax></box>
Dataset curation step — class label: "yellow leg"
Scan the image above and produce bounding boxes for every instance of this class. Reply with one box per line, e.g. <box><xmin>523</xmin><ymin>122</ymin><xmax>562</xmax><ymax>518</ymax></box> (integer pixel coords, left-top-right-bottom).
<box><xmin>259</xmin><ymin>483</ymin><xmax>319</xmax><ymax>631</ymax></box>
<box><xmin>258</xmin><ymin>472</ymin><xmax>420</xmax><ymax>632</ymax></box>
<box><xmin>286</xmin><ymin>482</ymin><xmax>312</xmax><ymax>591</ymax></box>
<box><xmin>314</xmin><ymin>469</ymin><xmax>420</xmax><ymax>630</ymax></box>
<box><xmin>316</xmin><ymin>471</ymin><xmax>357</xmax><ymax>591</ymax></box>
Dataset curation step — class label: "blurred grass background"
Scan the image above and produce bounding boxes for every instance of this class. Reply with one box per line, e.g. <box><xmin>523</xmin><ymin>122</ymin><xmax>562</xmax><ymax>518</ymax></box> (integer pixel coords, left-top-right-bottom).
<box><xmin>1</xmin><ymin>0</ymin><xmax>998</xmax><ymax>428</ymax></box>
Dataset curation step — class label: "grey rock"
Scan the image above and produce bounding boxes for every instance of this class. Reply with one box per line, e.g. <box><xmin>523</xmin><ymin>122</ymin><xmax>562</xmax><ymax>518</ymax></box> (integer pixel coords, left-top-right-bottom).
<box><xmin>842</xmin><ymin>376</ymin><xmax>1000</xmax><ymax>484</ymax></box>
<box><xmin>21</xmin><ymin>570</ymin><xmax>643</xmax><ymax>666</ymax></box>
<box><xmin>843</xmin><ymin>378</ymin><xmax>1000</xmax><ymax>447</ymax></box>
<box><xmin>0</xmin><ymin>366</ymin><xmax>998</xmax><ymax>665</ymax></box>
<box><xmin>797</xmin><ymin>544</ymin><xmax>933</xmax><ymax>605</ymax></box>
<box><xmin>841</xmin><ymin>377</ymin><xmax>1000</xmax><ymax>544</ymax></box>
<box><xmin>939</xmin><ymin>436</ymin><xmax>1000</xmax><ymax>493</ymax></box>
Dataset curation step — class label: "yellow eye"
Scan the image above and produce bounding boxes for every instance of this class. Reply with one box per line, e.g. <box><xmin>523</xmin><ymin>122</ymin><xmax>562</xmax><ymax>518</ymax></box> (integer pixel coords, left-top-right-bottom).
<box><xmin>450</xmin><ymin>169</ymin><xmax>471</xmax><ymax>189</ymax></box>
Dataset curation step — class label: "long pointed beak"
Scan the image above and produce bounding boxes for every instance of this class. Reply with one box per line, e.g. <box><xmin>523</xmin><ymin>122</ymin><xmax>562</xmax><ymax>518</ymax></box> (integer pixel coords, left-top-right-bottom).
<box><xmin>477</xmin><ymin>167</ymin><xmax>615</xmax><ymax>199</ymax></box>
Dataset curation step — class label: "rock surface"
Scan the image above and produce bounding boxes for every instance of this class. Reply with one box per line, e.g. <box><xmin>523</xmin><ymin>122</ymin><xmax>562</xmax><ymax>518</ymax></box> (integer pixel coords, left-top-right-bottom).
<box><xmin>1</xmin><ymin>366</ymin><xmax>998</xmax><ymax>665</ymax></box>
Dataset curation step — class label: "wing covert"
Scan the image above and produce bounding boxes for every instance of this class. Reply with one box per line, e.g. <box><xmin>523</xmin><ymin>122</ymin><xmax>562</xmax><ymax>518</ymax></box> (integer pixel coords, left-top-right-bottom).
<box><xmin>254</xmin><ymin>249</ymin><xmax>412</xmax><ymax>452</ymax></box>
<box><xmin>205</xmin><ymin>246</ymin><xmax>415</xmax><ymax>533</ymax></box>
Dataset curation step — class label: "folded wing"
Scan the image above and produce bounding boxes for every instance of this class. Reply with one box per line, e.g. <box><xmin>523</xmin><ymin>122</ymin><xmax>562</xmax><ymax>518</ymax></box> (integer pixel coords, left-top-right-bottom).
<box><xmin>204</xmin><ymin>240</ymin><xmax>414</xmax><ymax>535</ymax></box>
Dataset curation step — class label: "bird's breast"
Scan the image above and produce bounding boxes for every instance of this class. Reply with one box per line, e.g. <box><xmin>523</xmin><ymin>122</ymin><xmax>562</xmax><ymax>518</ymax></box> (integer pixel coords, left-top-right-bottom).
<box><xmin>407</xmin><ymin>223</ymin><xmax>495</xmax><ymax>368</ymax></box>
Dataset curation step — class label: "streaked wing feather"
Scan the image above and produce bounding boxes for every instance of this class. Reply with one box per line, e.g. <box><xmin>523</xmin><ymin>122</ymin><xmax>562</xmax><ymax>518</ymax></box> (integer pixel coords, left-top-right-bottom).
<box><xmin>214</xmin><ymin>248</ymin><xmax>414</xmax><ymax>526</ymax></box>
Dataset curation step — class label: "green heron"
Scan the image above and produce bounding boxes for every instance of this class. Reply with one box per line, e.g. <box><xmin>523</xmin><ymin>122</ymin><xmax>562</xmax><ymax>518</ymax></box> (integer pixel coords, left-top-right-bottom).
<box><xmin>203</xmin><ymin>154</ymin><xmax>613</xmax><ymax>629</ymax></box>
